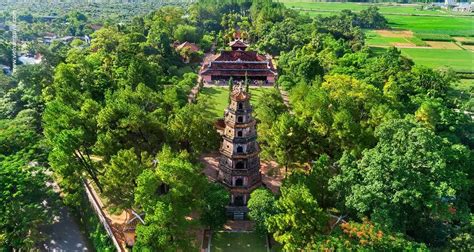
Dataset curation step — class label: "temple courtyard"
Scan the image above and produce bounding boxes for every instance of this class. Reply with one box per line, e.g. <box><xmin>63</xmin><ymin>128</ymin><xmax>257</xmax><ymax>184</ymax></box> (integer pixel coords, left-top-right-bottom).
<box><xmin>210</xmin><ymin>232</ymin><xmax>267</xmax><ymax>252</ymax></box>
<box><xmin>198</xmin><ymin>86</ymin><xmax>269</xmax><ymax>118</ymax></box>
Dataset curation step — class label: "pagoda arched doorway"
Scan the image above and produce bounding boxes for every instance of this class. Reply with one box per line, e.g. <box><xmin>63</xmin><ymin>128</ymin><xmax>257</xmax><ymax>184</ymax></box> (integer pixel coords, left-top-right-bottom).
<box><xmin>235</xmin><ymin>161</ymin><xmax>244</xmax><ymax>169</ymax></box>
<box><xmin>235</xmin><ymin>178</ymin><xmax>243</xmax><ymax>187</ymax></box>
<box><xmin>236</xmin><ymin>146</ymin><xmax>243</xmax><ymax>153</ymax></box>
<box><xmin>234</xmin><ymin>195</ymin><xmax>244</xmax><ymax>206</ymax></box>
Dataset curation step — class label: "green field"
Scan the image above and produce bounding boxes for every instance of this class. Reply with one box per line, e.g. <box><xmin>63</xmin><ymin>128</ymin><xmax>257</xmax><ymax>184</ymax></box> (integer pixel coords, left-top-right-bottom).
<box><xmin>365</xmin><ymin>30</ymin><xmax>411</xmax><ymax>46</ymax></box>
<box><xmin>400</xmin><ymin>48</ymin><xmax>474</xmax><ymax>72</ymax></box>
<box><xmin>299</xmin><ymin>10</ymin><xmax>473</xmax><ymax>36</ymax></box>
<box><xmin>281</xmin><ymin>1</ymin><xmax>471</xmax><ymax>16</ymax></box>
<box><xmin>283</xmin><ymin>1</ymin><xmax>474</xmax><ymax>72</ymax></box>
<box><xmin>211</xmin><ymin>232</ymin><xmax>267</xmax><ymax>252</ymax></box>
<box><xmin>198</xmin><ymin>87</ymin><xmax>268</xmax><ymax>118</ymax></box>
<box><xmin>387</xmin><ymin>15</ymin><xmax>474</xmax><ymax>36</ymax></box>
<box><xmin>283</xmin><ymin>1</ymin><xmax>474</xmax><ymax>36</ymax></box>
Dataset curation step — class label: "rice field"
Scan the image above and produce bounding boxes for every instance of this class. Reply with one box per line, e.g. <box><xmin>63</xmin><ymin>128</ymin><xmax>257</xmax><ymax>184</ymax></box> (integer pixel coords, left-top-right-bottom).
<box><xmin>365</xmin><ymin>30</ymin><xmax>410</xmax><ymax>46</ymax></box>
<box><xmin>281</xmin><ymin>1</ymin><xmax>455</xmax><ymax>16</ymax></box>
<box><xmin>387</xmin><ymin>15</ymin><xmax>474</xmax><ymax>36</ymax></box>
<box><xmin>283</xmin><ymin>1</ymin><xmax>474</xmax><ymax>73</ymax></box>
<box><xmin>400</xmin><ymin>48</ymin><xmax>474</xmax><ymax>72</ymax></box>
<box><xmin>283</xmin><ymin>1</ymin><xmax>474</xmax><ymax>36</ymax></box>
<box><xmin>281</xmin><ymin>1</ymin><xmax>473</xmax><ymax>16</ymax></box>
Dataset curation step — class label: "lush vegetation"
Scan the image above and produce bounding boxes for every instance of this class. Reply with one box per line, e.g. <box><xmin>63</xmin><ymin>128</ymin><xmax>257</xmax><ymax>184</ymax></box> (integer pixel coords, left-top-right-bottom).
<box><xmin>1</xmin><ymin>0</ymin><xmax>472</xmax><ymax>251</ymax></box>
<box><xmin>246</xmin><ymin>2</ymin><xmax>472</xmax><ymax>251</ymax></box>
<box><xmin>283</xmin><ymin>2</ymin><xmax>474</xmax><ymax>36</ymax></box>
<box><xmin>0</xmin><ymin>72</ymin><xmax>56</xmax><ymax>249</ymax></box>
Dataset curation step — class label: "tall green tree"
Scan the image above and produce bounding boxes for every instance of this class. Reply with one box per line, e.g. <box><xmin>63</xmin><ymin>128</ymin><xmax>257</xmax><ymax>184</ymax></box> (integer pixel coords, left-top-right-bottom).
<box><xmin>0</xmin><ymin>164</ymin><xmax>54</xmax><ymax>250</ymax></box>
<box><xmin>43</xmin><ymin>98</ymin><xmax>103</xmax><ymax>197</ymax></box>
<box><xmin>267</xmin><ymin>184</ymin><xmax>328</xmax><ymax>250</ymax></box>
<box><xmin>133</xmin><ymin>146</ymin><xmax>206</xmax><ymax>251</ymax></box>
<box><xmin>199</xmin><ymin>183</ymin><xmax>229</xmax><ymax>230</ymax></box>
<box><xmin>267</xmin><ymin>113</ymin><xmax>310</xmax><ymax>175</ymax></box>
<box><xmin>331</xmin><ymin>118</ymin><xmax>472</xmax><ymax>245</ymax></box>
<box><xmin>101</xmin><ymin>148</ymin><xmax>152</xmax><ymax>211</ymax></box>
<box><xmin>95</xmin><ymin>84</ymin><xmax>167</xmax><ymax>161</ymax></box>
<box><xmin>247</xmin><ymin>188</ymin><xmax>276</xmax><ymax>234</ymax></box>
<box><xmin>168</xmin><ymin>101</ymin><xmax>220</xmax><ymax>156</ymax></box>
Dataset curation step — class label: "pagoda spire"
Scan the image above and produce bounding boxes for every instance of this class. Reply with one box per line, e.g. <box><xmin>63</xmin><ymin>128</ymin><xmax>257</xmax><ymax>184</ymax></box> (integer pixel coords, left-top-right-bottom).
<box><xmin>217</xmin><ymin>88</ymin><xmax>262</xmax><ymax>220</ymax></box>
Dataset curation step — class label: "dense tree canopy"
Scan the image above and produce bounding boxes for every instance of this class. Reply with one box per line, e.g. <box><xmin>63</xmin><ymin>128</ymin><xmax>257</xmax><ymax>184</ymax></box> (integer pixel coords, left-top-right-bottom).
<box><xmin>1</xmin><ymin>0</ymin><xmax>472</xmax><ymax>250</ymax></box>
<box><xmin>332</xmin><ymin>118</ymin><xmax>472</xmax><ymax>246</ymax></box>
<box><xmin>0</xmin><ymin>110</ymin><xmax>55</xmax><ymax>249</ymax></box>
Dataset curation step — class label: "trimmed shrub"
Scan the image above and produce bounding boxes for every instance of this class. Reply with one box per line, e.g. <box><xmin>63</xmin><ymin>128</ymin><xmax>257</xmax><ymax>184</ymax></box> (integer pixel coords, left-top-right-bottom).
<box><xmin>461</xmin><ymin>41</ymin><xmax>474</xmax><ymax>46</ymax></box>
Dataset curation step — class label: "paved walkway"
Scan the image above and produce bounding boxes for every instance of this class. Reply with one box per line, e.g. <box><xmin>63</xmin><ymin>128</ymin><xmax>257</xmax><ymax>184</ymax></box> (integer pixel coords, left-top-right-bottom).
<box><xmin>278</xmin><ymin>88</ymin><xmax>291</xmax><ymax>109</ymax></box>
<box><xmin>40</xmin><ymin>172</ymin><xmax>90</xmax><ymax>252</ymax></box>
<box><xmin>40</xmin><ymin>206</ymin><xmax>90</xmax><ymax>252</ymax></box>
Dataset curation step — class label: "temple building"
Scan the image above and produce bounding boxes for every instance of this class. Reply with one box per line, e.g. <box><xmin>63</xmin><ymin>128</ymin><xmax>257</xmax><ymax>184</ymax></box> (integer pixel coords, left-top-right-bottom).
<box><xmin>218</xmin><ymin>86</ymin><xmax>262</xmax><ymax>220</ymax></box>
<box><xmin>199</xmin><ymin>39</ymin><xmax>277</xmax><ymax>85</ymax></box>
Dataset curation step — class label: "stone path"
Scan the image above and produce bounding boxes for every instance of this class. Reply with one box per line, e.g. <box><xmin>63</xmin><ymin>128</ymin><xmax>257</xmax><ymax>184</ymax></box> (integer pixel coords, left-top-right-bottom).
<box><xmin>278</xmin><ymin>88</ymin><xmax>291</xmax><ymax>109</ymax></box>
<box><xmin>222</xmin><ymin>220</ymin><xmax>255</xmax><ymax>232</ymax></box>
<box><xmin>40</xmin><ymin>173</ymin><xmax>91</xmax><ymax>252</ymax></box>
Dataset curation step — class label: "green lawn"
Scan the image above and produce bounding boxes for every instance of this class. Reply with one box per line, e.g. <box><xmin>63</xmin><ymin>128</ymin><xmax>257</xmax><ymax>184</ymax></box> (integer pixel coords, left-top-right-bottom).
<box><xmin>211</xmin><ymin>232</ymin><xmax>267</xmax><ymax>252</ymax></box>
<box><xmin>198</xmin><ymin>87</ymin><xmax>230</xmax><ymax>118</ymax></box>
<box><xmin>400</xmin><ymin>48</ymin><xmax>474</xmax><ymax>72</ymax></box>
<box><xmin>197</xmin><ymin>87</ymin><xmax>270</xmax><ymax>119</ymax></box>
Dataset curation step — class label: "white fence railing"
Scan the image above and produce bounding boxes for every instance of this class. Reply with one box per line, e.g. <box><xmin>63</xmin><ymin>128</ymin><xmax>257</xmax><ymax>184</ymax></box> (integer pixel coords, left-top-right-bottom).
<box><xmin>83</xmin><ymin>180</ymin><xmax>123</xmax><ymax>252</ymax></box>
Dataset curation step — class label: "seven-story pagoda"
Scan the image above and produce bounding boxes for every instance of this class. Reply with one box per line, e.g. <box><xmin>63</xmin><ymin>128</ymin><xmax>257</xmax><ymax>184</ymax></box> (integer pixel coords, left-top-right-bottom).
<box><xmin>218</xmin><ymin>86</ymin><xmax>262</xmax><ymax>220</ymax></box>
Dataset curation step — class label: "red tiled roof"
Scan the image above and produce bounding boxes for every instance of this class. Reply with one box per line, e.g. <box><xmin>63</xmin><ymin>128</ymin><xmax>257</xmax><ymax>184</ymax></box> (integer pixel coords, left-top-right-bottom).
<box><xmin>231</xmin><ymin>88</ymin><xmax>250</xmax><ymax>101</ymax></box>
<box><xmin>213</xmin><ymin>50</ymin><xmax>264</xmax><ymax>62</ymax></box>
<box><xmin>176</xmin><ymin>41</ymin><xmax>200</xmax><ymax>52</ymax></box>
<box><xmin>199</xmin><ymin>45</ymin><xmax>277</xmax><ymax>78</ymax></box>
<box><xmin>229</xmin><ymin>39</ymin><xmax>248</xmax><ymax>49</ymax></box>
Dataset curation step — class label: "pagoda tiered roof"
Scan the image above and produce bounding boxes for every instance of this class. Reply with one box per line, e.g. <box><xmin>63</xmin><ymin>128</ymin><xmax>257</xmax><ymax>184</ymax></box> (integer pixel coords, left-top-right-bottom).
<box><xmin>231</xmin><ymin>88</ymin><xmax>250</xmax><ymax>101</ymax></box>
<box><xmin>229</xmin><ymin>39</ymin><xmax>249</xmax><ymax>50</ymax></box>
<box><xmin>200</xmin><ymin>48</ymin><xmax>277</xmax><ymax>77</ymax></box>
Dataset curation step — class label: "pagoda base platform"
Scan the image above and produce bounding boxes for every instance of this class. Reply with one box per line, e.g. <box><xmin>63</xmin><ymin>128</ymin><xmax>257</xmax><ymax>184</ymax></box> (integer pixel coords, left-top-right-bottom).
<box><xmin>226</xmin><ymin>206</ymin><xmax>249</xmax><ymax>220</ymax></box>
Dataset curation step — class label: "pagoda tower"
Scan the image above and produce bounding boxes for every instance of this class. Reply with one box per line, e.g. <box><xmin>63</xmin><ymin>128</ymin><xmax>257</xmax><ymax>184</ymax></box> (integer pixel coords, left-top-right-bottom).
<box><xmin>218</xmin><ymin>86</ymin><xmax>262</xmax><ymax>220</ymax></box>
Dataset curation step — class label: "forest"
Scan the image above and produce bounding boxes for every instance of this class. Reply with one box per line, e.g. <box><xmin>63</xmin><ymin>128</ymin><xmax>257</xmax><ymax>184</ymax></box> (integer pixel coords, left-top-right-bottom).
<box><xmin>0</xmin><ymin>0</ymin><xmax>472</xmax><ymax>251</ymax></box>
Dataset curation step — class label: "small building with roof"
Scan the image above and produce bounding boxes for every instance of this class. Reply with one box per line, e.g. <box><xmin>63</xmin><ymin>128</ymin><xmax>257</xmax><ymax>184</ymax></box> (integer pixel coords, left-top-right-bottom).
<box><xmin>176</xmin><ymin>41</ymin><xmax>200</xmax><ymax>53</ymax></box>
<box><xmin>175</xmin><ymin>41</ymin><xmax>201</xmax><ymax>63</ymax></box>
<box><xmin>199</xmin><ymin>39</ymin><xmax>277</xmax><ymax>85</ymax></box>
